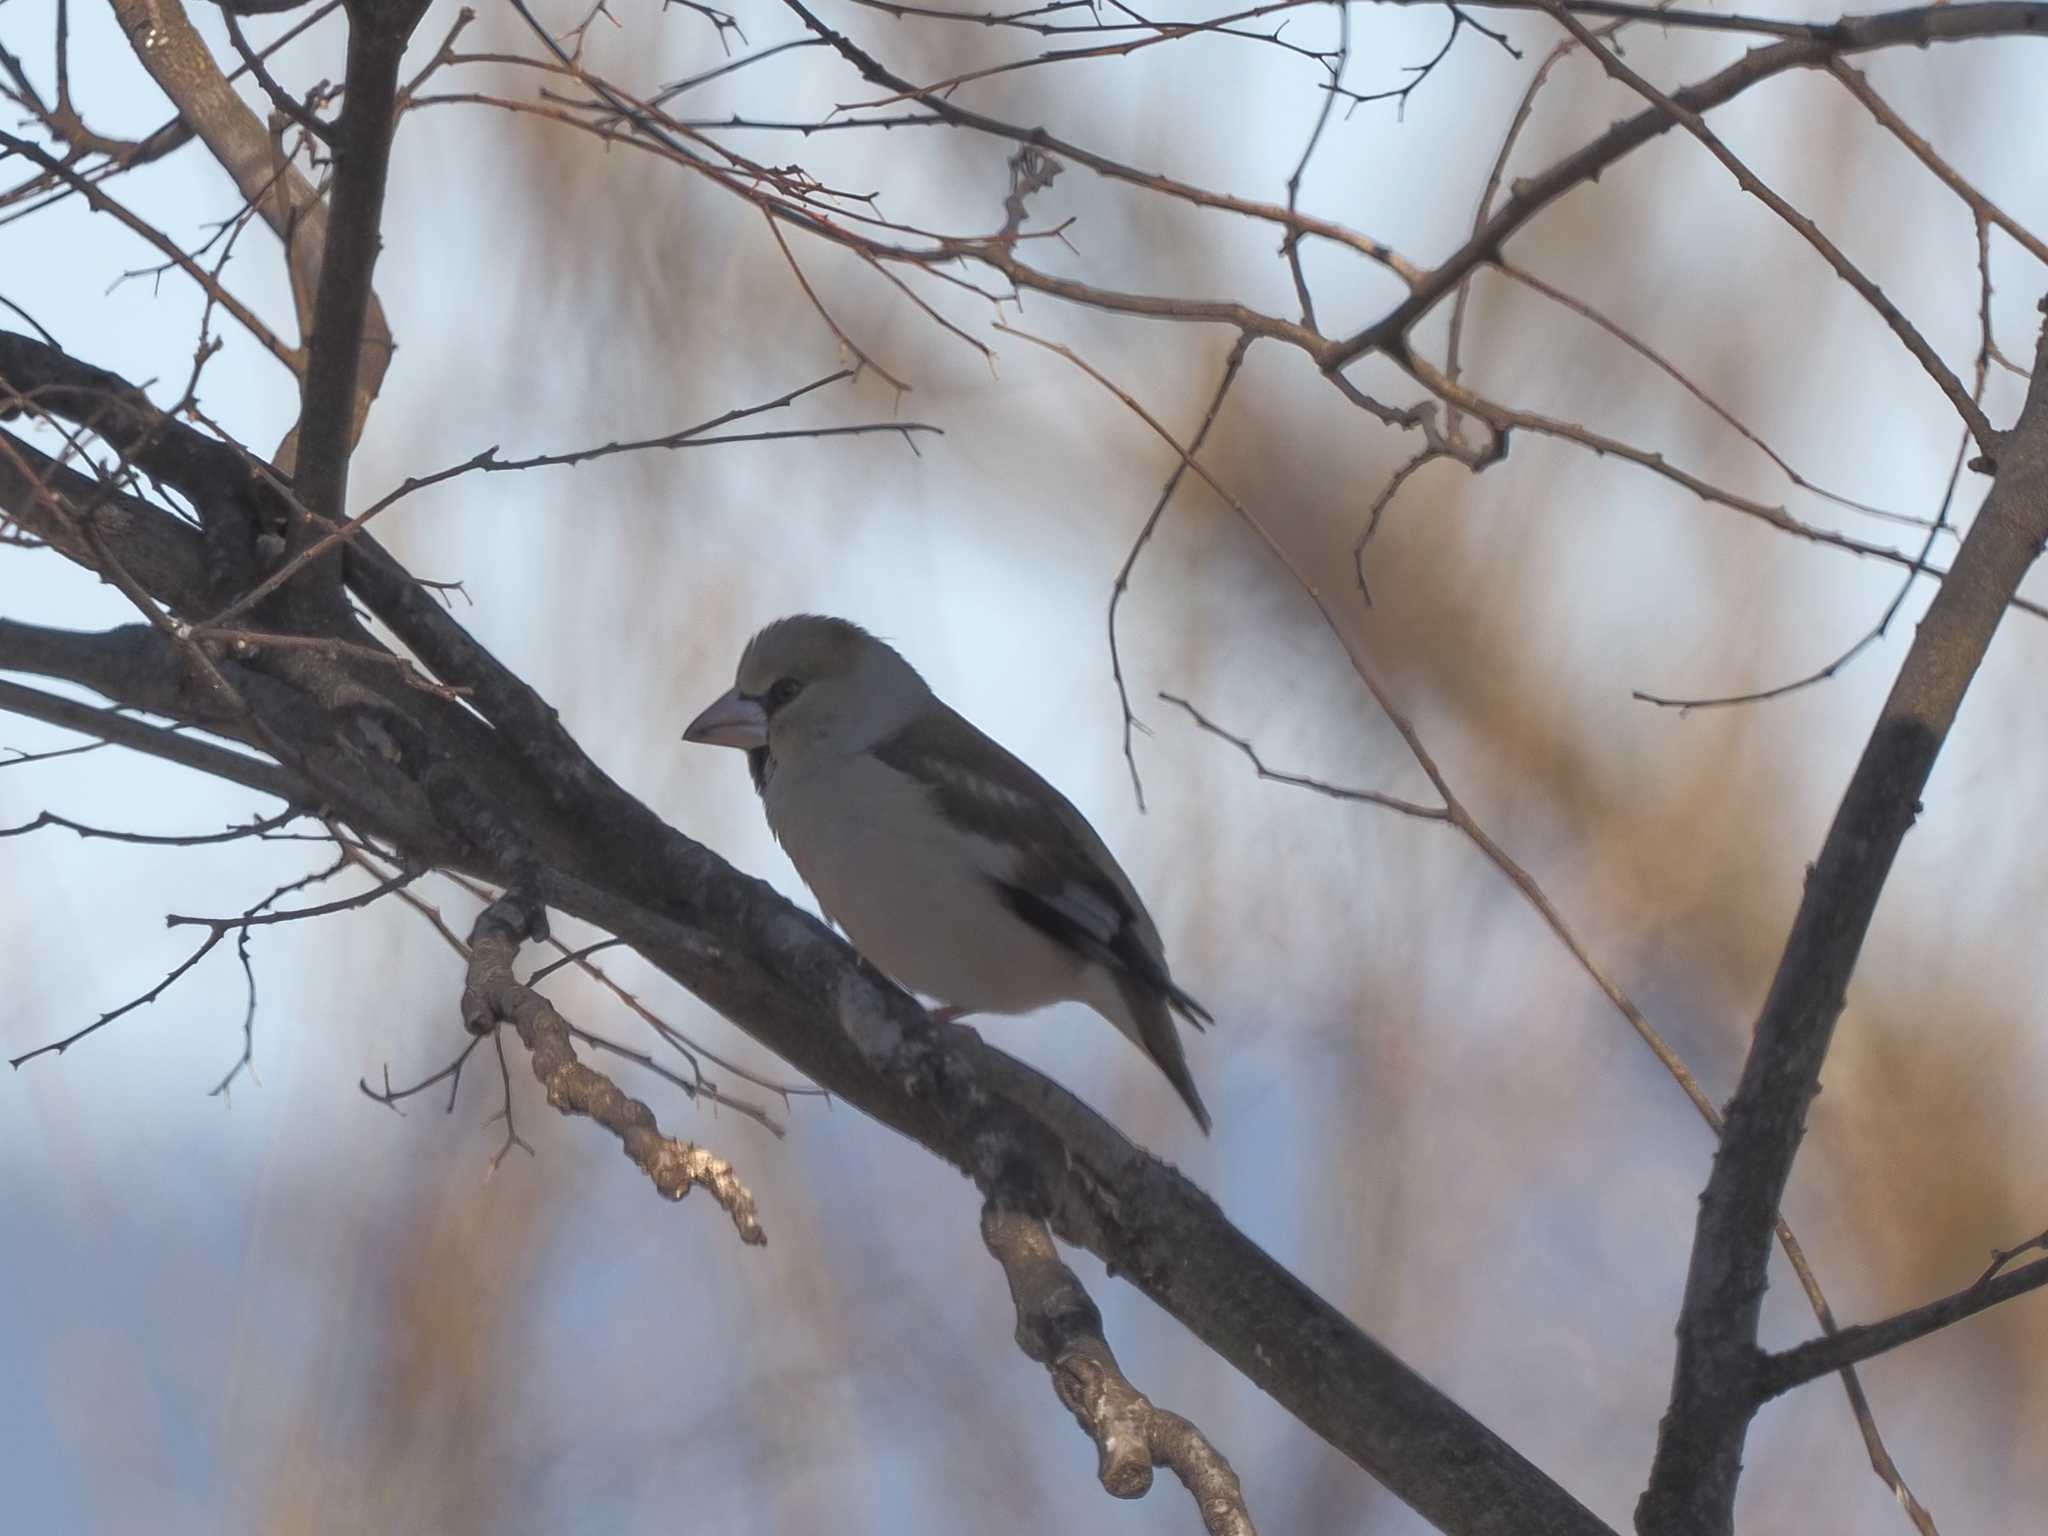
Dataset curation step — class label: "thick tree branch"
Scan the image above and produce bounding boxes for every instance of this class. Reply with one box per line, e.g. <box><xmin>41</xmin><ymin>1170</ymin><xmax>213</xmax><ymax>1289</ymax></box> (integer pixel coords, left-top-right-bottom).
<box><xmin>2</xmin><ymin>338</ymin><xmax>263</xmax><ymax>517</ymax></box>
<box><xmin>982</xmin><ymin>1205</ymin><xmax>1254</xmax><ymax>1536</ymax></box>
<box><xmin>0</xmin><ymin>676</ymin><xmax>305</xmax><ymax>804</ymax></box>
<box><xmin>1637</xmin><ymin>304</ymin><xmax>2048</xmax><ymax>1536</ymax></box>
<box><xmin>0</xmin><ymin>614</ymin><xmax>468</xmax><ymax>880</ymax></box>
<box><xmin>284</xmin><ymin>0</ymin><xmax>429</xmax><ymax>616</ymax></box>
<box><xmin>0</xmin><ymin>427</ymin><xmax>212</xmax><ymax>611</ymax></box>
<box><xmin>514</xmin><ymin>862</ymin><xmax>1614</xmax><ymax>1536</ymax></box>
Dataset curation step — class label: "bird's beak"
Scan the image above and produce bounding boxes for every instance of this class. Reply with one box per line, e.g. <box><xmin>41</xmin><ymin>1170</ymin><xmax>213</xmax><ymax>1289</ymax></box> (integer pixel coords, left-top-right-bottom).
<box><xmin>683</xmin><ymin>688</ymin><xmax>769</xmax><ymax>750</ymax></box>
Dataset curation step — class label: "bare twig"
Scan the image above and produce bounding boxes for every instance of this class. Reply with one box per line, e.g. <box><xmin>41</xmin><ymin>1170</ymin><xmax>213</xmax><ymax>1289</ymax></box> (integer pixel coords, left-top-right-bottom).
<box><xmin>203</xmin><ymin>369</ymin><xmax>934</xmax><ymax>627</ymax></box>
<box><xmin>1160</xmin><ymin>694</ymin><xmax>1445</xmax><ymax>820</ymax></box>
<box><xmin>1109</xmin><ymin>333</ymin><xmax>1253</xmax><ymax>810</ymax></box>
<box><xmin>165</xmin><ymin>864</ymin><xmax>419</xmax><ymax>932</ymax></box>
<box><xmin>1353</xmin><ymin>445</ymin><xmax>1445</xmax><ymax>603</ymax></box>
<box><xmin>1975</xmin><ymin>1226</ymin><xmax>2048</xmax><ymax>1286</ymax></box>
<box><xmin>0</xmin><ymin>805</ymin><xmax>299</xmax><ymax>845</ymax></box>
<box><xmin>8</xmin><ymin>929</ymin><xmax>224</xmax><ymax>1068</ymax></box>
<box><xmin>1633</xmin><ymin>426</ymin><xmax>1971</xmax><ymax>714</ymax></box>
<box><xmin>764</xmin><ymin>211</ymin><xmax>911</xmax><ymax>392</ymax></box>
<box><xmin>1534</xmin><ymin>1</ymin><xmax>1995</xmax><ymax>457</ymax></box>
<box><xmin>360</xmin><ymin>1034</ymin><xmax>486</xmax><ymax>1114</ymax></box>
<box><xmin>208</xmin><ymin>845</ymin><xmax>363</xmax><ymax>1097</ymax></box>
<box><xmin>485</xmin><ymin>1028</ymin><xmax>537</xmax><ymax>1174</ymax></box>
<box><xmin>1</xmin><ymin>738</ymin><xmax>109</xmax><ymax>770</ymax></box>
<box><xmin>1499</xmin><ymin>260</ymin><xmax>1936</xmax><ymax>532</ymax></box>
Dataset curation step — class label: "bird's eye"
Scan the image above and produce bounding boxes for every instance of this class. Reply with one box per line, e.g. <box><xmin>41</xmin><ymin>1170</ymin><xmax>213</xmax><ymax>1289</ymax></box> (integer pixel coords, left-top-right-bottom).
<box><xmin>765</xmin><ymin>677</ymin><xmax>805</xmax><ymax>711</ymax></box>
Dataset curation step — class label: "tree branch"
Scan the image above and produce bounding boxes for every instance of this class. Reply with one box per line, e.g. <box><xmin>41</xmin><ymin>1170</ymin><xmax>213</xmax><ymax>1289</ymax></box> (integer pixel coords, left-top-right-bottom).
<box><xmin>0</xmin><ymin>677</ymin><xmax>306</xmax><ymax>805</ymax></box>
<box><xmin>106</xmin><ymin>0</ymin><xmax>372</xmax><ymax>355</ymax></box>
<box><xmin>982</xmin><ymin>1205</ymin><xmax>1254</xmax><ymax>1535</ymax></box>
<box><xmin>0</xmin><ymin>425</ymin><xmax>212</xmax><ymax>611</ymax></box>
<box><xmin>284</xmin><ymin>0</ymin><xmax>428</xmax><ymax>615</ymax></box>
<box><xmin>0</xmin><ymin>128</ymin><xmax>298</xmax><ymax>370</ymax></box>
<box><xmin>1536</xmin><ymin>1</ymin><xmax>1995</xmax><ymax>456</ymax></box>
<box><xmin>1325</xmin><ymin>3</ymin><xmax>2048</xmax><ymax>372</ymax></box>
<box><xmin>1757</xmin><ymin>1255</ymin><xmax>2048</xmax><ymax>1400</ymax></box>
<box><xmin>1638</xmin><ymin>303</ymin><xmax>2048</xmax><ymax>1536</ymax></box>
<box><xmin>458</xmin><ymin>894</ymin><xmax>766</xmax><ymax>1245</ymax></box>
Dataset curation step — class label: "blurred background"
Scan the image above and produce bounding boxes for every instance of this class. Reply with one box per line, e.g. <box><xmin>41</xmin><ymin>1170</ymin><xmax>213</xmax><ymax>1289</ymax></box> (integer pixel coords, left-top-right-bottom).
<box><xmin>3</xmin><ymin>1</ymin><xmax>2046</xmax><ymax>1531</ymax></box>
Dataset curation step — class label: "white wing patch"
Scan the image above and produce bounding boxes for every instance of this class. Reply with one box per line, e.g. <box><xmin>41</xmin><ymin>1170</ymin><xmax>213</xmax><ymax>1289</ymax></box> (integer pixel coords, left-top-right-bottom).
<box><xmin>919</xmin><ymin>754</ymin><xmax>1038</xmax><ymax>815</ymax></box>
<box><xmin>1037</xmin><ymin>878</ymin><xmax>1122</xmax><ymax>947</ymax></box>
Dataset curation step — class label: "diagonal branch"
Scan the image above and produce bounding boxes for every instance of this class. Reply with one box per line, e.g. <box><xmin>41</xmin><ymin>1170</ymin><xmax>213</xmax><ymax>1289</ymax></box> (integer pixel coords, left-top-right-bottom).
<box><xmin>0</xmin><ymin>677</ymin><xmax>306</xmax><ymax>804</ymax></box>
<box><xmin>1326</xmin><ymin>3</ymin><xmax>2048</xmax><ymax>372</ymax></box>
<box><xmin>1637</xmin><ymin>304</ymin><xmax>2048</xmax><ymax>1536</ymax></box>
<box><xmin>1535</xmin><ymin>1</ymin><xmax>1995</xmax><ymax>456</ymax></box>
<box><xmin>1826</xmin><ymin>60</ymin><xmax>2048</xmax><ymax>271</ymax></box>
<box><xmin>1757</xmin><ymin>1252</ymin><xmax>2048</xmax><ymax>1400</ymax></box>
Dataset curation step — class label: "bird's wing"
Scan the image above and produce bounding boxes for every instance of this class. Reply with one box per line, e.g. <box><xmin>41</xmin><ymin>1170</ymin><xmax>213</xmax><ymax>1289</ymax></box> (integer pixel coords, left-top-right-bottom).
<box><xmin>871</xmin><ymin>707</ymin><xmax>1209</xmax><ymax>1029</ymax></box>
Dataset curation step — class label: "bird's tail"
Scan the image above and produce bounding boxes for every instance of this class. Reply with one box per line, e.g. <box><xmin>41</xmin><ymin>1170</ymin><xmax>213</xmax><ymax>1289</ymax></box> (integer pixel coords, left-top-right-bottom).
<box><xmin>1165</xmin><ymin>979</ymin><xmax>1212</xmax><ymax>1032</ymax></box>
<box><xmin>1122</xmin><ymin>980</ymin><xmax>1213</xmax><ymax>1134</ymax></box>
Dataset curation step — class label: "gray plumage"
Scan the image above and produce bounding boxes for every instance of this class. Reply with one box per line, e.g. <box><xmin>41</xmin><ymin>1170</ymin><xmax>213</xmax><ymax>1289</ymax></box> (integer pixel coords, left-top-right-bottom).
<box><xmin>684</xmin><ymin>615</ymin><xmax>1211</xmax><ymax>1132</ymax></box>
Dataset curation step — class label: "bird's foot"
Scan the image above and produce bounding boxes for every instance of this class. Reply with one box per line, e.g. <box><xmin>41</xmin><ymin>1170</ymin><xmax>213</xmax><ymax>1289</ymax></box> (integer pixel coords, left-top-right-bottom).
<box><xmin>926</xmin><ymin>1004</ymin><xmax>973</xmax><ymax>1026</ymax></box>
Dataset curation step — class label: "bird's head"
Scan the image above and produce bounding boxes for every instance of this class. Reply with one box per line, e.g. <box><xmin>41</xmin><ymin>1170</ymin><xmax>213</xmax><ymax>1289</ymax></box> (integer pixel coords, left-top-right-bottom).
<box><xmin>683</xmin><ymin>614</ymin><xmax>932</xmax><ymax>766</ymax></box>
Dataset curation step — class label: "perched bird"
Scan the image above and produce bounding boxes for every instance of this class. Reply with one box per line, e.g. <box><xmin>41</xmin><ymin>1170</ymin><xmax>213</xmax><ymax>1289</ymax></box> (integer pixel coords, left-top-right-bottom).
<box><xmin>684</xmin><ymin>615</ymin><xmax>1213</xmax><ymax>1132</ymax></box>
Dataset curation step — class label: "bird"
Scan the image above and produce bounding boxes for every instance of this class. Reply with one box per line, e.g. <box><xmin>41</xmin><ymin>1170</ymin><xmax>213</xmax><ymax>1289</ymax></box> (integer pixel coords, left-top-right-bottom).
<box><xmin>683</xmin><ymin>614</ymin><xmax>1213</xmax><ymax>1132</ymax></box>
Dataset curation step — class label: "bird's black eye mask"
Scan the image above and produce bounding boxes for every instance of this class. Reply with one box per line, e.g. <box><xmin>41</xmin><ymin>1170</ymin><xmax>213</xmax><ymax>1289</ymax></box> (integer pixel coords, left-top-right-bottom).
<box><xmin>746</xmin><ymin>678</ymin><xmax>805</xmax><ymax>795</ymax></box>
